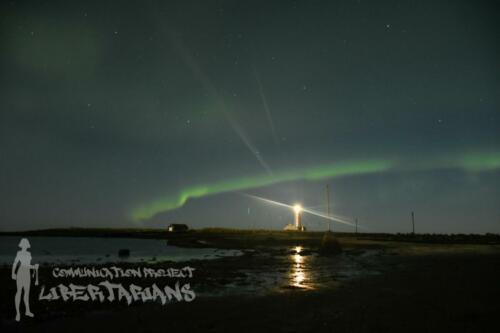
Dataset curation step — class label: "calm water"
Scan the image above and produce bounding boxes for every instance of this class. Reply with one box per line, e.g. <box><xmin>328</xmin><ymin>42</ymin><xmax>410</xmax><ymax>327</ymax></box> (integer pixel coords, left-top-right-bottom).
<box><xmin>0</xmin><ymin>236</ymin><xmax>242</xmax><ymax>265</ymax></box>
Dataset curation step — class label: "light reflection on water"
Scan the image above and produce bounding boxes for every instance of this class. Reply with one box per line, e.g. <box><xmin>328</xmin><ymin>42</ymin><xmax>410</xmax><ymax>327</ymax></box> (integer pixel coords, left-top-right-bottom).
<box><xmin>289</xmin><ymin>246</ymin><xmax>314</xmax><ymax>289</ymax></box>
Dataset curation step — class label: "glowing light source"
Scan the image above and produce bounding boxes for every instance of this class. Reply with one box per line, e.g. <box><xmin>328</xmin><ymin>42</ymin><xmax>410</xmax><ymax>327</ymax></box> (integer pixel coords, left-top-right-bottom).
<box><xmin>246</xmin><ymin>193</ymin><xmax>359</xmax><ymax>228</ymax></box>
<box><xmin>293</xmin><ymin>204</ymin><xmax>303</xmax><ymax>214</ymax></box>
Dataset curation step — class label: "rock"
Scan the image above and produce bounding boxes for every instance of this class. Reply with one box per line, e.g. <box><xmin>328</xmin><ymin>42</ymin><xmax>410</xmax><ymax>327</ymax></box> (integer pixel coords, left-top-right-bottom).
<box><xmin>118</xmin><ymin>249</ymin><xmax>130</xmax><ymax>257</ymax></box>
<box><xmin>319</xmin><ymin>231</ymin><xmax>342</xmax><ymax>255</ymax></box>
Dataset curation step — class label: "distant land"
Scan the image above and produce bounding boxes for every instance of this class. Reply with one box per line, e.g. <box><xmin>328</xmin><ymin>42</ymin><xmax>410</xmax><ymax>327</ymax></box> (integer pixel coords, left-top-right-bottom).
<box><xmin>1</xmin><ymin>228</ymin><xmax>499</xmax><ymax>248</ymax></box>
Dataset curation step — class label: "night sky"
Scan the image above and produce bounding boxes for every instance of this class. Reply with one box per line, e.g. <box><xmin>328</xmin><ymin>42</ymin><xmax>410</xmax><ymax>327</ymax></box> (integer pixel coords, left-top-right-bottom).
<box><xmin>1</xmin><ymin>0</ymin><xmax>499</xmax><ymax>232</ymax></box>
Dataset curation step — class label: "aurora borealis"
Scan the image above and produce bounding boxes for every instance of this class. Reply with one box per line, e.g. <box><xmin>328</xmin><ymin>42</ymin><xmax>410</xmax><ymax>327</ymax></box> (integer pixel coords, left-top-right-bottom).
<box><xmin>131</xmin><ymin>159</ymin><xmax>393</xmax><ymax>221</ymax></box>
<box><xmin>131</xmin><ymin>151</ymin><xmax>500</xmax><ymax>222</ymax></box>
<box><xmin>1</xmin><ymin>0</ymin><xmax>499</xmax><ymax>232</ymax></box>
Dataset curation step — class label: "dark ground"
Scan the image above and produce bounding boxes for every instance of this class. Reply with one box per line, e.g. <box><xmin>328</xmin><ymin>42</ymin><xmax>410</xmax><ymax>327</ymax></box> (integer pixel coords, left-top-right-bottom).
<box><xmin>1</xmin><ymin>231</ymin><xmax>499</xmax><ymax>332</ymax></box>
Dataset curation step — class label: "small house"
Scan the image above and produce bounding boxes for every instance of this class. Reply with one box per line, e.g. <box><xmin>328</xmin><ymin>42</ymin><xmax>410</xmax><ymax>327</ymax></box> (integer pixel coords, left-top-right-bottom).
<box><xmin>167</xmin><ymin>224</ymin><xmax>189</xmax><ymax>232</ymax></box>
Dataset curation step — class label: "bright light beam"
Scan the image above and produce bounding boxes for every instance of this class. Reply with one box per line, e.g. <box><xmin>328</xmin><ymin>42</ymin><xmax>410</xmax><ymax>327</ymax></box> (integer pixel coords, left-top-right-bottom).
<box><xmin>243</xmin><ymin>193</ymin><xmax>362</xmax><ymax>228</ymax></box>
<box><xmin>302</xmin><ymin>207</ymin><xmax>364</xmax><ymax>229</ymax></box>
<box><xmin>224</xmin><ymin>110</ymin><xmax>274</xmax><ymax>175</ymax></box>
<box><xmin>167</xmin><ymin>32</ymin><xmax>273</xmax><ymax>175</ymax></box>
<box><xmin>253</xmin><ymin>66</ymin><xmax>279</xmax><ymax>147</ymax></box>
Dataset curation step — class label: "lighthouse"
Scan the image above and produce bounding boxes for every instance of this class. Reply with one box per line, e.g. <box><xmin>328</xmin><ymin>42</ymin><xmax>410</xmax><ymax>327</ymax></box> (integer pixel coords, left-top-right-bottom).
<box><xmin>294</xmin><ymin>204</ymin><xmax>303</xmax><ymax>229</ymax></box>
<box><xmin>284</xmin><ymin>204</ymin><xmax>306</xmax><ymax>231</ymax></box>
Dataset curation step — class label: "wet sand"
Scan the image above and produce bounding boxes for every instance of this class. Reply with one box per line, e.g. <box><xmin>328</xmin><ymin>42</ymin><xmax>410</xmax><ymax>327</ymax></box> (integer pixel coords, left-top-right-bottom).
<box><xmin>1</xmin><ymin>233</ymin><xmax>499</xmax><ymax>332</ymax></box>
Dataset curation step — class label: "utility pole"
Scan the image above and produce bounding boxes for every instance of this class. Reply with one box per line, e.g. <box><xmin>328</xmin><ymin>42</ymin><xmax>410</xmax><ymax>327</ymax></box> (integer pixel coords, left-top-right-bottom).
<box><xmin>355</xmin><ymin>218</ymin><xmax>358</xmax><ymax>234</ymax></box>
<box><xmin>411</xmin><ymin>211</ymin><xmax>415</xmax><ymax>235</ymax></box>
<box><xmin>326</xmin><ymin>184</ymin><xmax>331</xmax><ymax>232</ymax></box>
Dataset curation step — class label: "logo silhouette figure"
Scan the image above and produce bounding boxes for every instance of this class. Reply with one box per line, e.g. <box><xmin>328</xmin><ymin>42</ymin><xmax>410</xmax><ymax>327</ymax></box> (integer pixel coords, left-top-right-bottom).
<box><xmin>12</xmin><ymin>238</ymin><xmax>38</xmax><ymax>322</ymax></box>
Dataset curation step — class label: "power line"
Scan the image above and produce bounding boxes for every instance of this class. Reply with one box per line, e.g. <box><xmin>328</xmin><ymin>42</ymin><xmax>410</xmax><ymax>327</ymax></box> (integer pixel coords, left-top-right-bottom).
<box><xmin>326</xmin><ymin>184</ymin><xmax>331</xmax><ymax>232</ymax></box>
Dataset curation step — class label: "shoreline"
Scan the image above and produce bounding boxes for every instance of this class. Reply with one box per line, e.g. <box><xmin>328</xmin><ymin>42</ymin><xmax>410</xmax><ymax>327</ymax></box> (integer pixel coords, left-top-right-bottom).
<box><xmin>2</xmin><ymin>247</ymin><xmax>499</xmax><ymax>332</ymax></box>
<box><xmin>2</xmin><ymin>231</ymin><xmax>500</xmax><ymax>332</ymax></box>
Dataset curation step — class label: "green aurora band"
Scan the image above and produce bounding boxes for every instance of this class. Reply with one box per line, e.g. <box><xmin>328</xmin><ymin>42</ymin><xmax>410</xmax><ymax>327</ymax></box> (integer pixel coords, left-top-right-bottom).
<box><xmin>131</xmin><ymin>152</ymin><xmax>500</xmax><ymax>222</ymax></box>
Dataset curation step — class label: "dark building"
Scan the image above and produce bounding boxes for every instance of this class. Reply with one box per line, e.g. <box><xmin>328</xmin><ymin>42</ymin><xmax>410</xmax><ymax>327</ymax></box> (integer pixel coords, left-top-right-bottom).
<box><xmin>167</xmin><ymin>224</ymin><xmax>189</xmax><ymax>232</ymax></box>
